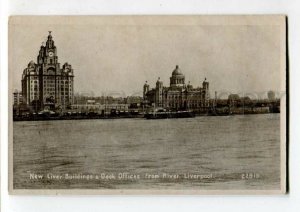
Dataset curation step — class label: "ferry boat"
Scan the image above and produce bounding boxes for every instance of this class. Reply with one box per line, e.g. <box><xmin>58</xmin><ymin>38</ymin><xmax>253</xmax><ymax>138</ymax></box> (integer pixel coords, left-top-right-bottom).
<box><xmin>144</xmin><ymin>109</ymin><xmax>195</xmax><ymax>119</ymax></box>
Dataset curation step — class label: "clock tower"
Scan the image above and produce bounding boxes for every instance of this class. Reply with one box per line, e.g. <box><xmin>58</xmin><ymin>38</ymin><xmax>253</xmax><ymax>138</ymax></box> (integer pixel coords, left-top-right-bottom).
<box><xmin>22</xmin><ymin>31</ymin><xmax>75</xmax><ymax>111</ymax></box>
<box><xmin>37</xmin><ymin>31</ymin><xmax>58</xmax><ymax>66</ymax></box>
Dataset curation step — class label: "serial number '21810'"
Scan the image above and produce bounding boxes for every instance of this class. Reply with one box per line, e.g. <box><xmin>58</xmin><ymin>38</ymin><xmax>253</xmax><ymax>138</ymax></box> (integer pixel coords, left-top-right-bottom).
<box><xmin>241</xmin><ymin>173</ymin><xmax>260</xmax><ymax>179</ymax></box>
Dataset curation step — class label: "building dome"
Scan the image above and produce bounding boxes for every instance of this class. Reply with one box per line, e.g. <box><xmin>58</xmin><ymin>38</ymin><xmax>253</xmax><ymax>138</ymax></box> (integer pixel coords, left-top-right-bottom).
<box><xmin>170</xmin><ymin>65</ymin><xmax>185</xmax><ymax>87</ymax></box>
<box><xmin>172</xmin><ymin>65</ymin><xmax>183</xmax><ymax>76</ymax></box>
<box><xmin>28</xmin><ymin>60</ymin><xmax>35</xmax><ymax>68</ymax></box>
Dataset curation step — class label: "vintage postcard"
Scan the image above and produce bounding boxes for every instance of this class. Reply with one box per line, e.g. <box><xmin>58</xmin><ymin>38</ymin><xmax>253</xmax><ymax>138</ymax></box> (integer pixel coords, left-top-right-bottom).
<box><xmin>9</xmin><ymin>15</ymin><xmax>287</xmax><ymax>195</ymax></box>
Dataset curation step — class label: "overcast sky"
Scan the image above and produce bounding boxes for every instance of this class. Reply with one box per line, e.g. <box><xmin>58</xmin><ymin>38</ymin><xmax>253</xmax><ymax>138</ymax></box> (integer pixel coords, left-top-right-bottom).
<box><xmin>10</xmin><ymin>16</ymin><xmax>285</xmax><ymax>98</ymax></box>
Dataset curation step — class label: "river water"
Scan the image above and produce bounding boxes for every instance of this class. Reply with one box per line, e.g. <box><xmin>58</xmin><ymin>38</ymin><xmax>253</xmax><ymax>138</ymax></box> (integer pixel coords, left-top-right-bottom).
<box><xmin>13</xmin><ymin>114</ymin><xmax>281</xmax><ymax>190</ymax></box>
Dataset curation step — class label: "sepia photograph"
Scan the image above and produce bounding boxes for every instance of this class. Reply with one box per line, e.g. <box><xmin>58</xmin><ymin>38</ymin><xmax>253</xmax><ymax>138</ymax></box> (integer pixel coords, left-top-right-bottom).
<box><xmin>8</xmin><ymin>15</ymin><xmax>286</xmax><ymax>194</ymax></box>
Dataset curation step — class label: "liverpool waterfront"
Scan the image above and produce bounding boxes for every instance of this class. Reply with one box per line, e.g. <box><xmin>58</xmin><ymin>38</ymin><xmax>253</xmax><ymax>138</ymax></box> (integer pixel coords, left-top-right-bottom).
<box><xmin>13</xmin><ymin>114</ymin><xmax>280</xmax><ymax>190</ymax></box>
<box><xmin>12</xmin><ymin>32</ymin><xmax>281</xmax><ymax>120</ymax></box>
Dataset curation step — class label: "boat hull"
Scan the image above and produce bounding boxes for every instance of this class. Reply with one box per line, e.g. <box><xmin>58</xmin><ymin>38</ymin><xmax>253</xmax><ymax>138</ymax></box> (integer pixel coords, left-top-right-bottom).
<box><xmin>145</xmin><ymin>111</ymin><xmax>195</xmax><ymax>119</ymax></box>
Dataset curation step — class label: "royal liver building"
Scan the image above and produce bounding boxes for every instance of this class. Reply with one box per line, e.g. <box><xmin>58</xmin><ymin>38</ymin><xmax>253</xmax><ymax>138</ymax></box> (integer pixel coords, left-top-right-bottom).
<box><xmin>21</xmin><ymin>32</ymin><xmax>74</xmax><ymax>111</ymax></box>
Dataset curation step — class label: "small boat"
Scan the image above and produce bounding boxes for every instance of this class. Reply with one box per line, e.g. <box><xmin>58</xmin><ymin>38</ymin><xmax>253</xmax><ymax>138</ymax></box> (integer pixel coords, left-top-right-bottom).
<box><xmin>144</xmin><ymin>110</ymin><xmax>195</xmax><ymax>119</ymax></box>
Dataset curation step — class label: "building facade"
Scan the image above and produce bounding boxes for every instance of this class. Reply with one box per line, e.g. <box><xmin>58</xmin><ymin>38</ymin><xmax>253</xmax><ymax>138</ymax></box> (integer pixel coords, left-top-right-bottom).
<box><xmin>21</xmin><ymin>32</ymin><xmax>74</xmax><ymax>111</ymax></box>
<box><xmin>143</xmin><ymin>65</ymin><xmax>210</xmax><ymax>110</ymax></box>
<box><xmin>13</xmin><ymin>89</ymin><xmax>24</xmax><ymax>106</ymax></box>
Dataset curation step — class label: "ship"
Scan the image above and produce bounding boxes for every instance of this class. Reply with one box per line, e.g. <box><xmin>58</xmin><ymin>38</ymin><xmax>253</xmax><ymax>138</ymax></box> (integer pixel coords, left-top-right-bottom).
<box><xmin>144</xmin><ymin>108</ymin><xmax>195</xmax><ymax>119</ymax></box>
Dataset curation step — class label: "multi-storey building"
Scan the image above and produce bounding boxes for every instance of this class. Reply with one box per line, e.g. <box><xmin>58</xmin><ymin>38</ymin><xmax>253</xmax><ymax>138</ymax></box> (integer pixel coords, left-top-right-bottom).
<box><xmin>143</xmin><ymin>65</ymin><xmax>210</xmax><ymax>111</ymax></box>
<box><xmin>21</xmin><ymin>32</ymin><xmax>74</xmax><ymax>111</ymax></box>
<box><xmin>13</xmin><ymin>89</ymin><xmax>24</xmax><ymax>106</ymax></box>
<box><xmin>13</xmin><ymin>89</ymin><xmax>27</xmax><ymax>116</ymax></box>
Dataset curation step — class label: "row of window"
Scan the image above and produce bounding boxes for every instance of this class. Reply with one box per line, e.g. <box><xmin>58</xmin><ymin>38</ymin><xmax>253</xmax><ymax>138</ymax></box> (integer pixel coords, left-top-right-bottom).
<box><xmin>29</xmin><ymin>87</ymin><xmax>72</xmax><ymax>92</ymax></box>
<box><xmin>29</xmin><ymin>80</ymin><xmax>72</xmax><ymax>83</ymax></box>
<box><xmin>164</xmin><ymin>96</ymin><xmax>205</xmax><ymax>100</ymax></box>
<box><xmin>28</xmin><ymin>96</ymin><xmax>74</xmax><ymax>101</ymax></box>
<box><xmin>167</xmin><ymin>100</ymin><xmax>204</xmax><ymax>104</ymax></box>
<box><xmin>168</xmin><ymin>103</ymin><xmax>204</xmax><ymax>108</ymax></box>
<box><xmin>43</xmin><ymin>92</ymin><xmax>71</xmax><ymax>96</ymax></box>
<box><xmin>29</xmin><ymin>77</ymin><xmax>38</xmax><ymax>80</ymax></box>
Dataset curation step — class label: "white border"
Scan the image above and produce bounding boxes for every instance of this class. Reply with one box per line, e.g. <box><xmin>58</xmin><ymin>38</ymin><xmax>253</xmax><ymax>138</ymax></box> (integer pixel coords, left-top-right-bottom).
<box><xmin>1</xmin><ymin>0</ymin><xmax>300</xmax><ymax>212</ymax></box>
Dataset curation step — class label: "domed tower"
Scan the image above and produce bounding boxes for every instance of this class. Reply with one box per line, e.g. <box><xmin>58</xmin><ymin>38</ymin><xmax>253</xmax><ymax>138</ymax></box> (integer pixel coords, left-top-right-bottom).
<box><xmin>155</xmin><ymin>77</ymin><xmax>163</xmax><ymax>107</ymax></box>
<box><xmin>44</xmin><ymin>31</ymin><xmax>58</xmax><ymax>65</ymax></box>
<box><xmin>170</xmin><ymin>65</ymin><xmax>185</xmax><ymax>88</ymax></box>
<box><xmin>143</xmin><ymin>81</ymin><xmax>150</xmax><ymax>100</ymax></box>
<box><xmin>202</xmin><ymin>78</ymin><xmax>210</xmax><ymax>107</ymax></box>
<box><xmin>202</xmin><ymin>77</ymin><xmax>209</xmax><ymax>90</ymax></box>
<box><xmin>46</xmin><ymin>31</ymin><xmax>55</xmax><ymax>49</ymax></box>
<box><xmin>37</xmin><ymin>43</ymin><xmax>46</xmax><ymax>65</ymax></box>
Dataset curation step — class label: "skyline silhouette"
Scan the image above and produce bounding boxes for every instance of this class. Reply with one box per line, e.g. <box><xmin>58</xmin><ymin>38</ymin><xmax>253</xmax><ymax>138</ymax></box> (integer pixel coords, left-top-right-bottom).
<box><xmin>10</xmin><ymin>16</ymin><xmax>285</xmax><ymax>98</ymax></box>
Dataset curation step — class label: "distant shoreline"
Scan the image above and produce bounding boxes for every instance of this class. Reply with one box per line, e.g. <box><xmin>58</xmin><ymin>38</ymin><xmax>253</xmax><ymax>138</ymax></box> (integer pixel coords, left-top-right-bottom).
<box><xmin>13</xmin><ymin>111</ymin><xmax>279</xmax><ymax>122</ymax></box>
